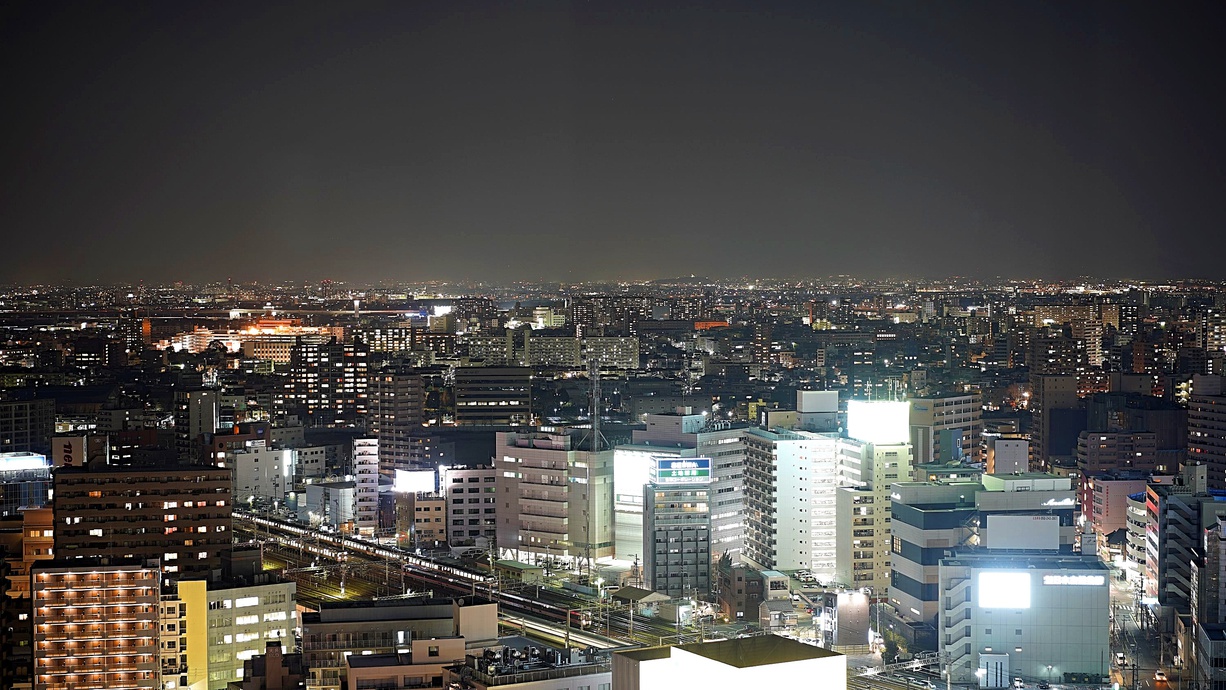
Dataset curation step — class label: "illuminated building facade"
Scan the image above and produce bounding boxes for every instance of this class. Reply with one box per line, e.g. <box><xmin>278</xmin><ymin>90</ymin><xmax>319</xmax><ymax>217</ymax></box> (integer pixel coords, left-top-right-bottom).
<box><xmin>743</xmin><ymin>427</ymin><xmax>840</xmax><ymax>580</ymax></box>
<box><xmin>642</xmin><ymin>458</ymin><xmax>712</xmax><ymax>598</ymax></box>
<box><xmin>453</xmin><ymin>367</ymin><xmax>531</xmax><ymax>427</ymax></box>
<box><xmin>938</xmin><ymin>553</ymin><xmax>1109</xmax><ymax>686</ymax></box>
<box><xmin>494</xmin><ymin>431</ymin><xmax>614</xmax><ymax>564</ymax></box>
<box><xmin>0</xmin><ymin>452</ymin><xmax>52</xmax><ymax>517</ymax></box>
<box><xmin>178</xmin><ymin>578</ymin><xmax>297</xmax><ymax>690</ymax></box>
<box><xmin>32</xmin><ymin>558</ymin><xmax>162</xmax><ymax>690</ymax></box>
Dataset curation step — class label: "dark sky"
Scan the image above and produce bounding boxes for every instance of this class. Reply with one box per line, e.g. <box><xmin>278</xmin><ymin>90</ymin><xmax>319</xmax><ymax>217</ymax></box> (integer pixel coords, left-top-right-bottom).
<box><xmin>3</xmin><ymin>1</ymin><xmax>1224</xmax><ymax>285</ymax></box>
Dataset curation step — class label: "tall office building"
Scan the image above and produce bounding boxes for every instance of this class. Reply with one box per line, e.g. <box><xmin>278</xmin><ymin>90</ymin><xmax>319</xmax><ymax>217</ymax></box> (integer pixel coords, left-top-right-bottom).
<box><xmin>32</xmin><ymin>558</ymin><xmax>162</xmax><ymax>690</ymax></box>
<box><xmin>494</xmin><ymin>430</ymin><xmax>614</xmax><ymax>564</ymax></box>
<box><xmin>743</xmin><ymin>427</ymin><xmax>841</xmax><ymax>580</ymax></box>
<box><xmin>453</xmin><ymin>367</ymin><xmax>531</xmax><ymax>426</ymax></box>
<box><xmin>440</xmin><ymin>465</ymin><xmax>498</xmax><ymax>548</ymax></box>
<box><xmin>642</xmin><ymin>458</ymin><xmax>712</xmax><ymax>598</ymax></box>
<box><xmin>0</xmin><ymin>452</ymin><xmax>52</xmax><ymax>517</ymax></box>
<box><xmin>1189</xmin><ymin>392</ymin><xmax>1226</xmax><ymax>491</ymax></box>
<box><xmin>53</xmin><ymin>465</ymin><xmax>233</xmax><ymax>581</ymax></box>
<box><xmin>621</xmin><ymin>409</ymin><xmax>749</xmax><ymax>561</ymax></box>
<box><xmin>369</xmin><ymin>368</ymin><xmax>426</xmax><ymax>473</ymax></box>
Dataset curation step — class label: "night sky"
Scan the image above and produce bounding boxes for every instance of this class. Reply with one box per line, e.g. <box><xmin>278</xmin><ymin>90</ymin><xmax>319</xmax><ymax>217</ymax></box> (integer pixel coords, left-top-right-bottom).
<box><xmin>3</xmin><ymin>2</ymin><xmax>1224</xmax><ymax>285</ymax></box>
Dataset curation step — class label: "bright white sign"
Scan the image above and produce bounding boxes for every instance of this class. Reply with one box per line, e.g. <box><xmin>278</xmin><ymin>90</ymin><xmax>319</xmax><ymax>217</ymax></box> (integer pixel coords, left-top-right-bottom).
<box><xmin>977</xmin><ymin>571</ymin><xmax>1031</xmax><ymax>609</ymax></box>
<box><xmin>1043</xmin><ymin>574</ymin><xmax>1105</xmax><ymax>586</ymax></box>
<box><xmin>847</xmin><ymin>400</ymin><xmax>910</xmax><ymax>445</ymax></box>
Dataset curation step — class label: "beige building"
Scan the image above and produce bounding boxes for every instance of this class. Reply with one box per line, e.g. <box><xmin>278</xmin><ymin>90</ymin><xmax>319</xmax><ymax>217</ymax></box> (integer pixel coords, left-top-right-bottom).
<box><xmin>302</xmin><ymin>597</ymin><xmax>497</xmax><ymax>690</ymax></box>
<box><xmin>32</xmin><ymin>558</ymin><xmax>162</xmax><ymax>690</ymax></box>
<box><xmin>494</xmin><ymin>431</ymin><xmax>615</xmax><ymax>565</ymax></box>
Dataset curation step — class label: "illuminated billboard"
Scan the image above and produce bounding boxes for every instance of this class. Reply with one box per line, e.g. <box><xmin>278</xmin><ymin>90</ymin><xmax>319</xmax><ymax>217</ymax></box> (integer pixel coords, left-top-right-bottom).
<box><xmin>976</xmin><ymin>571</ymin><xmax>1031</xmax><ymax>609</ymax></box>
<box><xmin>394</xmin><ymin>469</ymin><xmax>436</xmax><ymax>494</ymax></box>
<box><xmin>846</xmin><ymin>400</ymin><xmax>910</xmax><ymax>445</ymax></box>
<box><xmin>653</xmin><ymin>457</ymin><xmax>712</xmax><ymax>484</ymax></box>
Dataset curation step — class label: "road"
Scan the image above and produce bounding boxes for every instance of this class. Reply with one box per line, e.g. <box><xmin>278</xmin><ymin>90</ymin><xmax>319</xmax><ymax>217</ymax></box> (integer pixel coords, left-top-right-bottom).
<box><xmin>1110</xmin><ymin>571</ymin><xmax>1168</xmax><ymax>690</ymax></box>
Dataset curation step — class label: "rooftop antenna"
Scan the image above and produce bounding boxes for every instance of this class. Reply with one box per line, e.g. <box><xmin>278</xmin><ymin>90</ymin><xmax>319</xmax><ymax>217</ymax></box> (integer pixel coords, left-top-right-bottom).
<box><xmin>587</xmin><ymin>358</ymin><xmax>606</xmax><ymax>452</ymax></box>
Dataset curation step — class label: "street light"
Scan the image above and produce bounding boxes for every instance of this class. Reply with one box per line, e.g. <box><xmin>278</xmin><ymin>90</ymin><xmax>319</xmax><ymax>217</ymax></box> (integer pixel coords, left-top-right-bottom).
<box><xmin>1046</xmin><ymin>664</ymin><xmax>1053</xmax><ymax>685</ymax></box>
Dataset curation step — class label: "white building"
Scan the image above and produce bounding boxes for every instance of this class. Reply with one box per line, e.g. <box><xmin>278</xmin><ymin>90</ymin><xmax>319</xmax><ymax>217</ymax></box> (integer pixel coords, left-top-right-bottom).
<box><xmin>939</xmin><ymin>553</ymin><xmax>1110</xmax><ymax>687</ymax></box>
<box><xmin>354</xmin><ymin>437</ymin><xmax>379</xmax><ymax>535</ymax></box>
<box><xmin>494</xmin><ymin>431</ymin><xmax>615</xmax><ymax>565</ymax></box>
<box><xmin>299</xmin><ymin>479</ymin><xmax>357</xmax><ymax>529</ymax></box>
<box><xmin>229</xmin><ymin>446</ymin><xmax>296</xmax><ymax>506</ymax></box>
<box><xmin>621</xmin><ymin>410</ymin><xmax>749</xmax><ymax>561</ymax></box>
<box><xmin>743</xmin><ymin>427</ymin><xmax>841</xmax><ymax>580</ymax></box>
<box><xmin>441</xmin><ymin>465</ymin><xmax>499</xmax><ymax>548</ymax></box>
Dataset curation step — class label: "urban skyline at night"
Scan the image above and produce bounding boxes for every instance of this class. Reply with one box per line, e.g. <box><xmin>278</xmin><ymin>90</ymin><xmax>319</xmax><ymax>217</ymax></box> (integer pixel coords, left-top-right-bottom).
<box><xmin>3</xmin><ymin>2</ymin><xmax>1225</xmax><ymax>690</ymax></box>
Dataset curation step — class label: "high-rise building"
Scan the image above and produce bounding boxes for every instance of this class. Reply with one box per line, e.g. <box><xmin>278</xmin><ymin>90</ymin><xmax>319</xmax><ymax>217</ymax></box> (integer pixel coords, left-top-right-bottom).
<box><xmin>369</xmin><ymin>368</ymin><xmax>426</xmax><ymax>473</ymax></box>
<box><xmin>354</xmin><ymin>437</ymin><xmax>380</xmax><ymax>536</ymax></box>
<box><xmin>743</xmin><ymin>427</ymin><xmax>840</xmax><ymax>580</ymax></box>
<box><xmin>1189</xmin><ymin>392</ymin><xmax>1226</xmax><ymax>491</ymax></box>
<box><xmin>642</xmin><ymin>458</ymin><xmax>712</xmax><ymax>598</ymax></box>
<box><xmin>440</xmin><ymin>465</ymin><xmax>498</xmax><ymax>549</ymax></box>
<box><xmin>32</xmin><ymin>558</ymin><xmax>162</xmax><ymax>690</ymax></box>
<box><xmin>1030</xmin><ymin>374</ymin><xmax>1079</xmax><ymax>470</ymax></box>
<box><xmin>175</xmin><ymin>389</ymin><xmax>219</xmax><ymax>463</ymax></box>
<box><xmin>453</xmin><ymin>367</ymin><xmax>531</xmax><ymax>427</ymax></box>
<box><xmin>494</xmin><ymin>430</ymin><xmax>614</xmax><ymax>564</ymax></box>
<box><xmin>53</xmin><ymin>465</ymin><xmax>233</xmax><ymax>581</ymax></box>
<box><xmin>623</xmin><ymin>410</ymin><xmax>749</xmax><ymax>561</ymax></box>
<box><xmin>0</xmin><ymin>452</ymin><xmax>51</xmax><ymax>517</ymax></box>
<box><xmin>288</xmin><ymin>337</ymin><xmax>370</xmax><ymax>427</ymax></box>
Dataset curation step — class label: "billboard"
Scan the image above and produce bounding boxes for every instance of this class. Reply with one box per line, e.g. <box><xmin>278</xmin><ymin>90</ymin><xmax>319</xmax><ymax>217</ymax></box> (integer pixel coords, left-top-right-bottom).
<box><xmin>977</xmin><ymin>571</ymin><xmax>1032</xmax><ymax>609</ymax></box>
<box><xmin>985</xmin><ymin>514</ymin><xmax>1060</xmax><ymax>550</ymax></box>
<box><xmin>846</xmin><ymin>400</ymin><xmax>910</xmax><ymax>445</ymax></box>
<box><xmin>52</xmin><ymin>435</ymin><xmax>85</xmax><ymax>468</ymax></box>
<box><xmin>394</xmin><ymin>469</ymin><xmax>436</xmax><ymax>494</ymax></box>
<box><xmin>653</xmin><ymin>457</ymin><xmax>712</xmax><ymax>484</ymax></box>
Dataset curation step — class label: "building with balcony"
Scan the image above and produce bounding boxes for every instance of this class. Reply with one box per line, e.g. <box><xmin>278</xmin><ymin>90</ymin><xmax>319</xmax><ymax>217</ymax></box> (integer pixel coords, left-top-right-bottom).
<box><xmin>742</xmin><ymin>427</ymin><xmax>840</xmax><ymax>580</ymax></box>
<box><xmin>494</xmin><ymin>431</ymin><xmax>614</xmax><ymax>565</ymax></box>
<box><xmin>441</xmin><ymin>465</ymin><xmax>498</xmax><ymax>549</ymax></box>
<box><xmin>909</xmin><ymin>393</ymin><xmax>983</xmax><ymax>464</ymax></box>
<box><xmin>642</xmin><ymin>459</ymin><xmax>712</xmax><ymax>598</ymax></box>
<box><xmin>31</xmin><ymin>558</ymin><xmax>162</xmax><ymax>690</ymax></box>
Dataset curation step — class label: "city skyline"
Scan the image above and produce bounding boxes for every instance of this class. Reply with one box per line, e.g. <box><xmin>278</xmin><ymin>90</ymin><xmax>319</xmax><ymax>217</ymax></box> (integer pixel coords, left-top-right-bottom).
<box><xmin>4</xmin><ymin>2</ymin><xmax>1226</xmax><ymax>284</ymax></box>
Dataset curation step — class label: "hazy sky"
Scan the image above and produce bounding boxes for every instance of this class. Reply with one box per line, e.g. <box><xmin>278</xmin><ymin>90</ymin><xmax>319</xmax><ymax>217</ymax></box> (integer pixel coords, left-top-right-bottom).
<box><xmin>2</xmin><ymin>1</ymin><xmax>1224</xmax><ymax>285</ymax></box>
